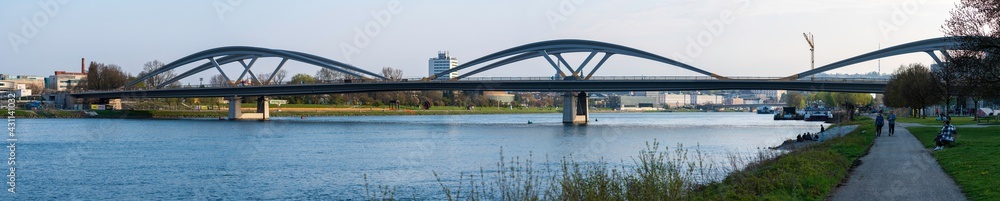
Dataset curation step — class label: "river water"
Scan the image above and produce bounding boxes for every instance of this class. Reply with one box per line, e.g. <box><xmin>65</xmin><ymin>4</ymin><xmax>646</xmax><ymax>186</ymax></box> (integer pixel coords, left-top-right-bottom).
<box><xmin>9</xmin><ymin>112</ymin><xmax>827</xmax><ymax>200</ymax></box>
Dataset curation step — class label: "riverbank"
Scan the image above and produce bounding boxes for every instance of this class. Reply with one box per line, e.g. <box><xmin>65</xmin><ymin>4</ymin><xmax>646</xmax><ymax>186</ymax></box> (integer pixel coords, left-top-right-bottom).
<box><xmin>370</xmin><ymin>117</ymin><xmax>877</xmax><ymax>200</ymax></box>
<box><xmin>770</xmin><ymin>125</ymin><xmax>859</xmax><ymax>150</ymax></box>
<box><xmin>689</xmin><ymin>118</ymin><xmax>875</xmax><ymax>200</ymax></box>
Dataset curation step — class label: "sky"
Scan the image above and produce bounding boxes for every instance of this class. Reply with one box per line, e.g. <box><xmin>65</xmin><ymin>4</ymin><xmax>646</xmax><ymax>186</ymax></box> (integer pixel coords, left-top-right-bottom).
<box><xmin>1</xmin><ymin>0</ymin><xmax>960</xmax><ymax>84</ymax></box>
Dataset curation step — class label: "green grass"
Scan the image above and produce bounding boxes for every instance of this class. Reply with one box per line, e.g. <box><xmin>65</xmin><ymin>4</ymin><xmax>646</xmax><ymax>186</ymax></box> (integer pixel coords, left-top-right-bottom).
<box><xmin>690</xmin><ymin>118</ymin><xmax>875</xmax><ymax>201</ymax></box>
<box><xmin>13</xmin><ymin>110</ymin><xmax>88</xmax><ymax>118</ymax></box>
<box><xmin>896</xmin><ymin>116</ymin><xmax>981</xmax><ymax>126</ymax></box>
<box><xmin>909</xmin><ymin>126</ymin><xmax>1000</xmax><ymax>201</ymax></box>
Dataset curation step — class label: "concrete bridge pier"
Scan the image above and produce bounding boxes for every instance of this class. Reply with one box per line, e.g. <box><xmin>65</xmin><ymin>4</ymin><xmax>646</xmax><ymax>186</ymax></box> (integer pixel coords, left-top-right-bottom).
<box><xmin>563</xmin><ymin>91</ymin><xmax>589</xmax><ymax>125</ymax></box>
<box><xmin>227</xmin><ymin>96</ymin><xmax>242</xmax><ymax>120</ymax></box>
<box><xmin>227</xmin><ymin>96</ymin><xmax>270</xmax><ymax>120</ymax></box>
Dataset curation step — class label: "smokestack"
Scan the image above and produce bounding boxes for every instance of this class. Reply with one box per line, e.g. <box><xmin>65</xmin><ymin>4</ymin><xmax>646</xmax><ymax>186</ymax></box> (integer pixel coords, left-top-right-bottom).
<box><xmin>81</xmin><ymin>58</ymin><xmax>85</xmax><ymax>73</ymax></box>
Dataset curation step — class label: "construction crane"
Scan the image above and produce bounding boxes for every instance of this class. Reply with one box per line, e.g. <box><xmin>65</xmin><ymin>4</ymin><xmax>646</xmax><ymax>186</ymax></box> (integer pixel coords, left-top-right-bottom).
<box><xmin>803</xmin><ymin>32</ymin><xmax>815</xmax><ymax>81</ymax></box>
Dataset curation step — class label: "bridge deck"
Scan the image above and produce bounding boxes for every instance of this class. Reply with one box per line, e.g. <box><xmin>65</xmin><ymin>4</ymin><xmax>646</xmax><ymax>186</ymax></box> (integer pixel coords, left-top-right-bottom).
<box><xmin>73</xmin><ymin>78</ymin><xmax>886</xmax><ymax>99</ymax></box>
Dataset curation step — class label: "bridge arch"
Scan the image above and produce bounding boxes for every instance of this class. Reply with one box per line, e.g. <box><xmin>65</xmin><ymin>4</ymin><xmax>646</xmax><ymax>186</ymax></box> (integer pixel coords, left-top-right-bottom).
<box><xmin>127</xmin><ymin>46</ymin><xmax>387</xmax><ymax>88</ymax></box>
<box><xmin>426</xmin><ymin>39</ymin><xmax>726</xmax><ymax>80</ymax></box>
<box><xmin>787</xmin><ymin>36</ymin><xmax>998</xmax><ymax>80</ymax></box>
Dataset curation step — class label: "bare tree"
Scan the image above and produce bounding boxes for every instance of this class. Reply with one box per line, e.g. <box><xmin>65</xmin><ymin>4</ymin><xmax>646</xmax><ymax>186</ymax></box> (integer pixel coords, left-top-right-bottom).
<box><xmin>943</xmin><ymin>0</ymin><xmax>1000</xmax><ymax>109</ymax></box>
<box><xmin>381</xmin><ymin>67</ymin><xmax>404</xmax><ymax>81</ymax></box>
<box><xmin>315</xmin><ymin>68</ymin><xmax>343</xmax><ymax>83</ymax></box>
<box><xmin>256</xmin><ymin>72</ymin><xmax>272</xmax><ymax>85</ymax></box>
<box><xmin>274</xmin><ymin>69</ymin><xmax>288</xmax><ymax>84</ymax></box>
<box><xmin>139</xmin><ymin>60</ymin><xmax>174</xmax><ymax>88</ymax></box>
<box><xmin>209</xmin><ymin>74</ymin><xmax>230</xmax><ymax>87</ymax></box>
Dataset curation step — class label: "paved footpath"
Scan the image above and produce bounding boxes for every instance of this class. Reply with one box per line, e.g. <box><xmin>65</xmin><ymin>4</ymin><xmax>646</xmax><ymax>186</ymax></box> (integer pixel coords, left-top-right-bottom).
<box><xmin>829</xmin><ymin>124</ymin><xmax>966</xmax><ymax>201</ymax></box>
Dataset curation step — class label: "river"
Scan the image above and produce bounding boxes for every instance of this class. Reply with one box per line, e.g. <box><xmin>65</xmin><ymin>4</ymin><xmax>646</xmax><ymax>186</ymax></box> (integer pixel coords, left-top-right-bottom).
<box><xmin>10</xmin><ymin>112</ymin><xmax>827</xmax><ymax>200</ymax></box>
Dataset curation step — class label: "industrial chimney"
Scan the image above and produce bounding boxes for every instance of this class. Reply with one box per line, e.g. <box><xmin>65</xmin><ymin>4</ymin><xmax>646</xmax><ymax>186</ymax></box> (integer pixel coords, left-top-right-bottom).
<box><xmin>81</xmin><ymin>58</ymin><xmax>85</xmax><ymax>73</ymax></box>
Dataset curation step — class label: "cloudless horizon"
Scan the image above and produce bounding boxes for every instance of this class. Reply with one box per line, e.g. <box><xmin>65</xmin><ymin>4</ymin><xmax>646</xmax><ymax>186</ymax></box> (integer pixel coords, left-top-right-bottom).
<box><xmin>2</xmin><ymin>0</ymin><xmax>959</xmax><ymax>84</ymax></box>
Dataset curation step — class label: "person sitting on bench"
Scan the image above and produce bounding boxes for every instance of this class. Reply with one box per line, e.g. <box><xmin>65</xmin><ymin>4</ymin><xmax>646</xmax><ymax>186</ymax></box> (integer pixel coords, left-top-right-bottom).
<box><xmin>934</xmin><ymin>117</ymin><xmax>957</xmax><ymax>151</ymax></box>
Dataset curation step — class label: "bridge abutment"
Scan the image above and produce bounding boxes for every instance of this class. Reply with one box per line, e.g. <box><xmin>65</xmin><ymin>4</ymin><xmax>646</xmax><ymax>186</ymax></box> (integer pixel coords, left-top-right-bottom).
<box><xmin>562</xmin><ymin>91</ymin><xmax>589</xmax><ymax>125</ymax></box>
<box><xmin>227</xmin><ymin>96</ymin><xmax>270</xmax><ymax>121</ymax></box>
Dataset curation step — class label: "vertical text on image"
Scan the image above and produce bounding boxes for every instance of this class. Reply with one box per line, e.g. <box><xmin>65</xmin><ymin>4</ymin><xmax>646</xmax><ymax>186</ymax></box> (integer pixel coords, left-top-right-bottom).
<box><xmin>6</xmin><ymin>91</ymin><xmax>16</xmax><ymax>193</ymax></box>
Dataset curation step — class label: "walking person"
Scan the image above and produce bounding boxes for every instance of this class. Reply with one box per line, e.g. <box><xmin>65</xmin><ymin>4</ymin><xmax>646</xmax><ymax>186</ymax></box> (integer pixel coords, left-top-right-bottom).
<box><xmin>875</xmin><ymin>111</ymin><xmax>885</xmax><ymax>137</ymax></box>
<box><xmin>934</xmin><ymin>117</ymin><xmax>957</xmax><ymax>151</ymax></box>
<box><xmin>887</xmin><ymin>111</ymin><xmax>897</xmax><ymax>136</ymax></box>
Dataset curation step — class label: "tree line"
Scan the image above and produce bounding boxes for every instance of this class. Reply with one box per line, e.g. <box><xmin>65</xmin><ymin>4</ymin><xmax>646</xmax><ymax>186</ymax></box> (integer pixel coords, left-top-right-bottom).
<box><xmin>69</xmin><ymin>62</ymin><xmax>562</xmax><ymax>109</ymax></box>
<box><xmin>884</xmin><ymin>0</ymin><xmax>1000</xmax><ymax>119</ymax></box>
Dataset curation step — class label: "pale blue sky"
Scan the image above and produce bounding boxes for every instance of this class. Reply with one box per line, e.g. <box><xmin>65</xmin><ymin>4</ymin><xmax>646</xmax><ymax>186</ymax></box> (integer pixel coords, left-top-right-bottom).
<box><xmin>1</xmin><ymin>0</ymin><xmax>958</xmax><ymax>84</ymax></box>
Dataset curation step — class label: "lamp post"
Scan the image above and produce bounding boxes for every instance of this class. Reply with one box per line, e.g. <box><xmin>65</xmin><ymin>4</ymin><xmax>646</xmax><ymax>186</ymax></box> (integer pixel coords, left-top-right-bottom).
<box><xmin>199</xmin><ymin>78</ymin><xmax>204</xmax><ymax>88</ymax></box>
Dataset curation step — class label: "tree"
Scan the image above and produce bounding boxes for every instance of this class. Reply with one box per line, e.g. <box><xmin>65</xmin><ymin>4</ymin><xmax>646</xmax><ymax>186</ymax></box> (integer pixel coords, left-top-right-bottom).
<box><xmin>951</xmin><ymin>55</ymin><xmax>996</xmax><ymax>120</ymax></box>
<box><xmin>784</xmin><ymin>92</ymin><xmax>806</xmax><ymax>108</ymax></box>
<box><xmin>290</xmin><ymin>74</ymin><xmax>317</xmax><ymax>84</ymax></box>
<box><xmin>85</xmin><ymin>61</ymin><xmax>130</xmax><ymax>91</ymax></box>
<box><xmin>209</xmin><ymin>74</ymin><xmax>230</xmax><ymax>87</ymax></box>
<box><xmin>381</xmin><ymin>67</ymin><xmax>404</xmax><ymax>81</ymax></box>
<box><xmin>315</xmin><ymin>68</ymin><xmax>342</xmax><ymax>83</ymax></box>
<box><xmin>884</xmin><ymin>64</ymin><xmax>943</xmax><ymax>118</ymax></box>
<box><xmin>943</xmin><ymin>0</ymin><xmax>1000</xmax><ymax>118</ymax></box>
<box><xmin>933</xmin><ymin>58</ymin><xmax>962</xmax><ymax>116</ymax></box>
<box><xmin>274</xmin><ymin>69</ymin><xmax>288</xmax><ymax>84</ymax></box>
<box><xmin>832</xmin><ymin>92</ymin><xmax>873</xmax><ymax>120</ymax></box>
<box><xmin>138</xmin><ymin>60</ymin><xmax>175</xmax><ymax>88</ymax></box>
<box><xmin>256</xmin><ymin>72</ymin><xmax>272</xmax><ymax>85</ymax></box>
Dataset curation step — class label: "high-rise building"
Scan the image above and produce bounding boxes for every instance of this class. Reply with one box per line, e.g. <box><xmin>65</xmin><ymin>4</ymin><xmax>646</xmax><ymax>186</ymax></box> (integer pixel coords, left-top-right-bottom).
<box><xmin>428</xmin><ymin>51</ymin><xmax>458</xmax><ymax>80</ymax></box>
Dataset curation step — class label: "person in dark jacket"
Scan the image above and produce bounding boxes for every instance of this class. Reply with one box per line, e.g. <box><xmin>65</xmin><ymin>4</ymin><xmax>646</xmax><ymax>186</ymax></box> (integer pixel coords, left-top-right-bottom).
<box><xmin>875</xmin><ymin>111</ymin><xmax>885</xmax><ymax>137</ymax></box>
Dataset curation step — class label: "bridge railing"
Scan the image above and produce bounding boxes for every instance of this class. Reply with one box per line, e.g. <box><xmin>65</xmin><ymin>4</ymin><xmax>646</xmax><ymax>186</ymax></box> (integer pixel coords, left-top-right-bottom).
<box><xmin>75</xmin><ymin>76</ymin><xmax>889</xmax><ymax>94</ymax></box>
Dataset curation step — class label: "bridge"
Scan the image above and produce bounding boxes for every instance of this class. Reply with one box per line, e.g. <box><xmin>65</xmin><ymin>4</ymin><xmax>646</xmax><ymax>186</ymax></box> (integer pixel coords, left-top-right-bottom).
<box><xmin>72</xmin><ymin>37</ymin><xmax>985</xmax><ymax>124</ymax></box>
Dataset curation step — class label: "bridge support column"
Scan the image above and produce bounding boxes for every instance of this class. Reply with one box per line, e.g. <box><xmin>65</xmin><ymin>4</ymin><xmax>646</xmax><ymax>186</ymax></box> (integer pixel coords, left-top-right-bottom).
<box><xmin>227</xmin><ymin>96</ymin><xmax>270</xmax><ymax>121</ymax></box>
<box><xmin>256</xmin><ymin>96</ymin><xmax>270</xmax><ymax>121</ymax></box>
<box><xmin>227</xmin><ymin>96</ymin><xmax>242</xmax><ymax>120</ymax></box>
<box><xmin>563</xmin><ymin>91</ymin><xmax>589</xmax><ymax>125</ymax></box>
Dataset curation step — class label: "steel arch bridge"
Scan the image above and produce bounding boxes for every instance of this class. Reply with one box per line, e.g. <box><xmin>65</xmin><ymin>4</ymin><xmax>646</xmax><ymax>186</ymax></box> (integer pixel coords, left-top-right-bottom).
<box><xmin>785</xmin><ymin>36</ymin><xmax>997</xmax><ymax>80</ymax></box>
<box><xmin>127</xmin><ymin>36</ymin><xmax>993</xmax><ymax>89</ymax></box>
<box><xmin>126</xmin><ymin>46</ymin><xmax>389</xmax><ymax>89</ymax></box>
<box><xmin>425</xmin><ymin>39</ymin><xmax>728</xmax><ymax>81</ymax></box>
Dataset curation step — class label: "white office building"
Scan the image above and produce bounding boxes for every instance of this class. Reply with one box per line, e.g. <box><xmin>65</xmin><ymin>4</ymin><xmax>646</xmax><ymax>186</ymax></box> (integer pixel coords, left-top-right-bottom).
<box><xmin>428</xmin><ymin>51</ymin><xmax>459</xmax><ymax>80</ymax></box>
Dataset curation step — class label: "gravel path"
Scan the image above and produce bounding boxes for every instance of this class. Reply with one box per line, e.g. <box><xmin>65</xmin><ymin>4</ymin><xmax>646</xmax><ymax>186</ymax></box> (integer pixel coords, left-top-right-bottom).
<box><xmin>828</xmin><ymin>124</ymin><xmax>966</xmax><ymax>201</ymax></box>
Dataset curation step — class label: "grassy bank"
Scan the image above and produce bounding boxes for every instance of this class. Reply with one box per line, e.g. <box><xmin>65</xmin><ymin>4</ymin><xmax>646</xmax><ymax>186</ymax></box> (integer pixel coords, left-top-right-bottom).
<box><xmin>896</xmin><ymin>116</ymin><xmax>982</xmax><ymax>126</ymax></box>
<box><xmin>11</xmin><ymin>110</ymin><xmax>89</xmax><ymax>118</ymax></box>
<box><xmin>909</xmin><ymin>126</ymin><xmax>1000</xmax><ymax>201</ymax></box>
<box><xmin>366</xmin><ymin>118</ymin><xmax>876</xmax><ymax>200</ymax></box>
<box><xmin>689</xmin><ymin>118</ymin><xmax>875</xmax><ymax>200</ymax></box>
